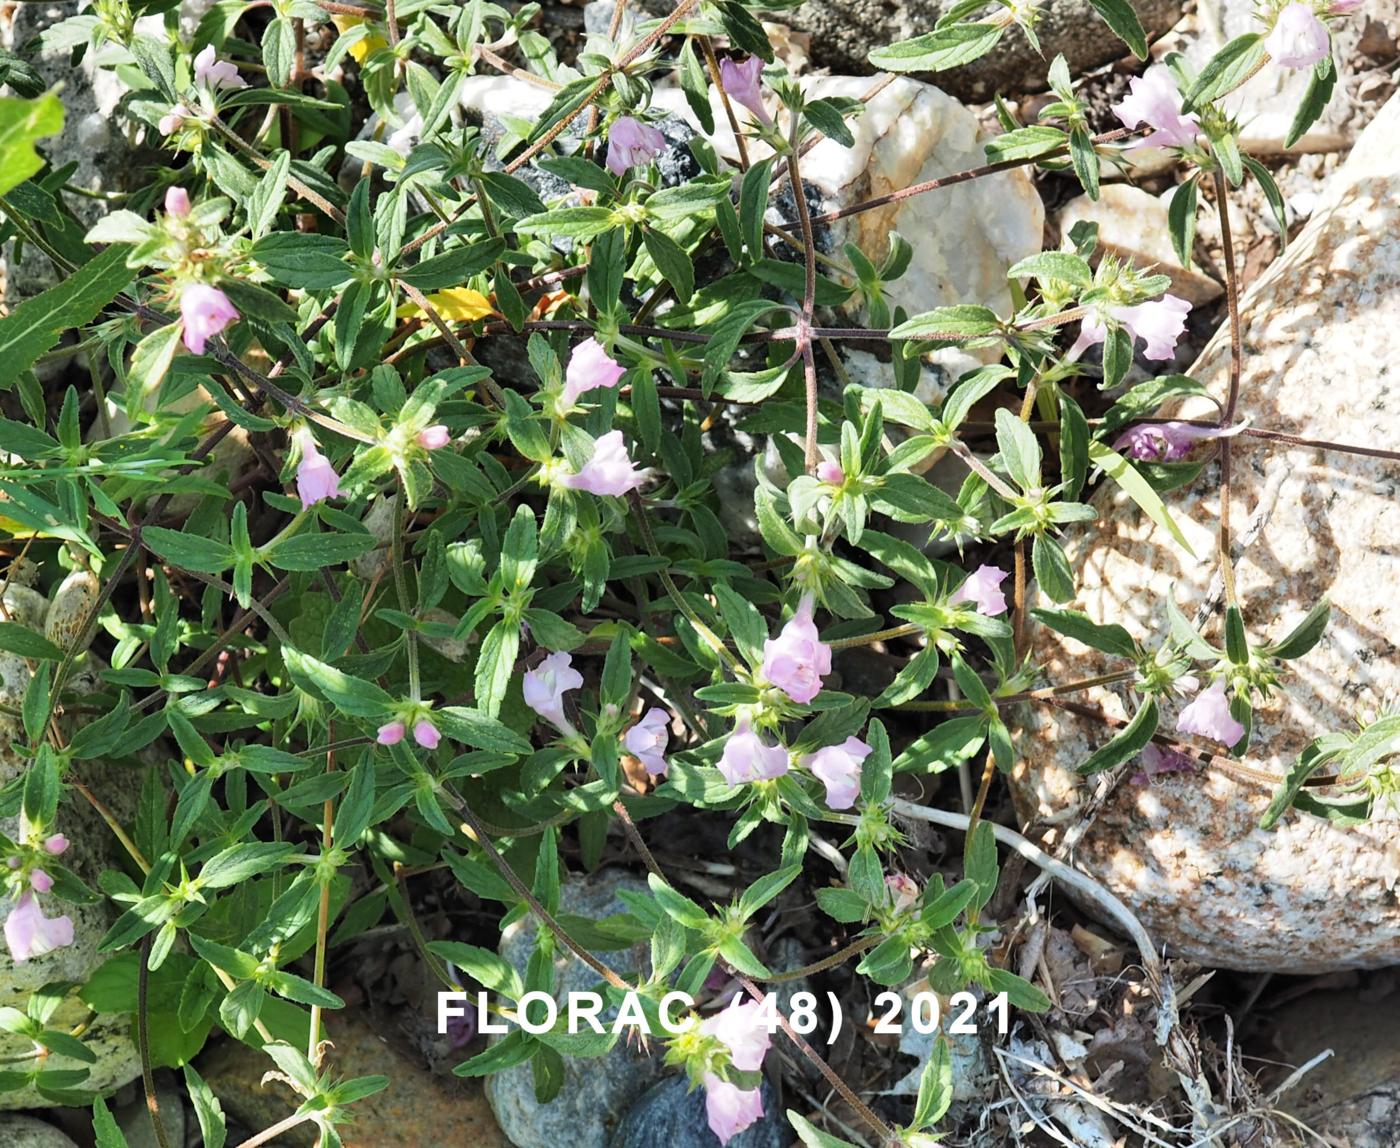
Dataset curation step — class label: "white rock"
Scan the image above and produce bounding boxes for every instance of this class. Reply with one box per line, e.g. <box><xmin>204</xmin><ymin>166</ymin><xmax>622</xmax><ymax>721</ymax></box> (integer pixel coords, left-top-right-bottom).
<box><xmin>1013</xmin><ymin>92</ymin><xmax>1400</xmax><ymax>972</ymax></box>
<box><xmin>1058</xmin><ymin>185</ymin><xmax>1223</xmax><ymax>305</ymax></box>
<box><xmin>693</xmin><ymin>75</ymin><xmax>1044</xmax><ymax>336</ymax></box>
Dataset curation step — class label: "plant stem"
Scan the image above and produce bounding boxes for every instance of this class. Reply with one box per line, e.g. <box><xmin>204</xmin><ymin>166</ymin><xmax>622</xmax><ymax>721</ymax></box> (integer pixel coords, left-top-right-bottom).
<box><xmin>1213</xmin><ymin>165</ymin><xmax>1244</xmax><ymax>610</ymax></box>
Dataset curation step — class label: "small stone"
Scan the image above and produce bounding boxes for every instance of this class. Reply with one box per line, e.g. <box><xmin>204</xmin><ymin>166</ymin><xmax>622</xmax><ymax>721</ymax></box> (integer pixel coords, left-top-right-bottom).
<box><xmin>1013</xmin><ymin>91</ymin><xmax>1400</xmax><ymax>973</ymax></box>
<box><xmin>114</xmin><ymin>1073</ymin><xmax>186</xmax><ymax>1148</ymax></box>
<box><xmin>44</xmin><ymin>569</ymin><xmax>99</xmax><ymax>654</ymax></box>
<box><xmin>1057</xmin><ymin>185</ymin><xmax>1223</xmax><ymax>306</ymax></box>
<box><xmin>198</xmin><ymin>1012</ymin><xmax>511</xmax><ymax>1148</ymax></box>
<box><xmin>0</xmin><ymin>1115</ymin><xmax>79</xmax><ymax>1148</ymax></box>
<box><xmin>1271</xmin><ymin>982</ymin><xmax>1400</xmax><ymax>1147</ymax></box>
<box><xmin>484</xmin><ymin>869</ymin><xmax>664</xmax><ymax>1148</ymax></box>
<box><xmin>610</xmin><ymin>1075</ymin><xmax>784</xmax><ymax>1148</ymax></box>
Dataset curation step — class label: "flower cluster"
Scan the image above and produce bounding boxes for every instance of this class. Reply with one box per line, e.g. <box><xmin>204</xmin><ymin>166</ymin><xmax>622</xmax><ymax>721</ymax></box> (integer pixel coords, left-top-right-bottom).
<box><xmin>4</xmin><ymin>833</ymin><xmax>73</xmax><ymax>963</ymax></box>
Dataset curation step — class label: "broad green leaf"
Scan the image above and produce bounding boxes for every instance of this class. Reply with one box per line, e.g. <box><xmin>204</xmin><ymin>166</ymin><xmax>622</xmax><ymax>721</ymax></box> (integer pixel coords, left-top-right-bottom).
<box><xmin>0</xmin><ymin>243</ymin><xmax>133</xmax><ymax>390</ymax></box>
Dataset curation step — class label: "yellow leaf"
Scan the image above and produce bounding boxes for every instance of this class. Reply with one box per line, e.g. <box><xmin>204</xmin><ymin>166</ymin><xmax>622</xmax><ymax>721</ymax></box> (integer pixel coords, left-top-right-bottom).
<box><xmin>395</xmin><ymin>288</ymin><xmax>497</xmax><ymax>323</ymax></box>
<box><xmin>331</xmin><ymin>15</ymin><xmax>389</xmax><ymax>64</ymax></box>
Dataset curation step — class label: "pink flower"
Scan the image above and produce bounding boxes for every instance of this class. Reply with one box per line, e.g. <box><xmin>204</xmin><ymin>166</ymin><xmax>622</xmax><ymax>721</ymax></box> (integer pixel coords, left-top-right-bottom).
<box><xmin>5</xmin><ymin>857</ymin><xmax>18</xmax><ymax>870</ymax></box>
<box><xmin>1112</xmin><ymin>65</ymin><xmax>1200</xmax><ymax>150</ymax></box>
<box><xmin>703</xmin><ymin>1073</ymin><xmax>765</xmax><ymax>1146</ymax></box>
<box><xmin>1113</xmin><ymin>420</ymin><xmax>1247</xmax><ymax>462</ymax></box>
<box><xmin>179</xmin><ymin>283</ymin><xmax>240</xmax><ymax>355</ymax></box>
<box><xmin>194</xmin><ymin>44</ymin><xmax>248</xmax><ymax>90</ymax></box>
<box><xmin>377</xmin><ymin>721</ymin><xmax>406</xmax><ymax>745</ymax></box>
<box><xmin>885</xmin><ymin>873</ymin><xmax>920</xmax><ymax>913</ymax></box>
<box><xmin>417</xmin><ymin>425</ymin><xmax>450</xmax><ymax>450</ymax></box>
<box><xmin>560</xmin><ymin>430</ymin><xmax>646</xmax><ymax>497</ymax></box>
<box><xmin>4</xmin><ymin>892</ymin><xmax>74</xmax><ymax>962</ymax></box>
<box><xmin>293</xmin><ymin>427</ymin><xmax>341</xmax><ymax>508</ymax></box>
<box><xmin>803</xmin><ymin>736</ymin><xmax>872</xmax><ymax>811</ymax></box>
<box><xmin>701</xmin><ymin>996</ymin><xmax>771</xmax><ymax>1072</ymax></box>
<box><xmin>165</xmin><ymin>187</ymin><xmax>191</xmax><ymax>217</ymax></box>
<box><xmin>718</xmin><ymin>720</ymin><xmax>789</xmax><ymax>785</ymax></box>
<box><xmin>760</xmin><ymin>595</ymin><xmax>831</xmax><ymax>705</ymax></box>
<box><xmin>158</xmin><ymin>105</ymin><xmax>190</xmax><ymax>135</ymax></box>
<box><xmin>561</xmin><ymin>338</ymin><xmax>627</xmax><ymax>409</ymax></box>
<box><xmin>605</xmin><ymin>116</ymin><xmax>667</xmax><ymax>176</ymax></box>
<box><xmin>28</xmin><ymin>869</ymin><xmax>52</xmax><ymax>894</ymax></box>
<box><xmin>1266</xmin><ymin>3</ymin><xmax>1331</xmax><ymax>67</ymax></box>
<box><xmin>1176</xmin><ymin>679</ymin><xmax>1245</xmax><ymax>746</ymax></box>
<box><xmin>1071</xmin><ymin>295</ymin><xmax>1191</xmax><ymax>363</ymax></box>
<box><xmin>718</xmin><ymin>56</ymin><xmax>772</xmax><ymax>125</ymax></box>
<box><xmin>413</xmin><ymin>719</ymin><xmax>440</xmax><ymax>749</ymax></box>
<box><xmin>816</xmin><ymin>460</ymin><xmax>845</xmax><ymax>485</ymax></box>
<box><xmin>951</xmin><ymin>565</ymin><xmax>1008</xmax><ymax>616</ymax></box>
<box><xmin>1130</xmin><ymin>742</ymin><xmax>1198</xmax><ymax>785</ymax></box>
<box><xmin>624</xmin><ymin>708</ymin><xmax>669</xmax><ymax>776</ymax></box>
<box><xmin>523</xmin><ymin>651</ymin><xmax>584</xmax><ymax>735</ymax></box>
<box><xmin>42</xmin><ymin>835</ymin><xmax>68</xmax><ymax>856</ymax></box>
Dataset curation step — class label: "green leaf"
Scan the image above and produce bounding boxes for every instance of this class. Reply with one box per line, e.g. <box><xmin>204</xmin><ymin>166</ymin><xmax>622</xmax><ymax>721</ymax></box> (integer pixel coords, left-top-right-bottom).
<box><xmin>965</xmin><ymin>819</ymin><xmax>999</xmax><ymax>909</ymax></box>
<box><xmin>868</xmin><ymin>24</ymin><xmax>1004</xmax><ymax>73</ymax></box>
<box><xmin>804</xmin><ymin>97</ymin><xmax>855</xmax><ymax>148</ymax></box>
<box><xmin>1007</xmin><ymin>251</ymin><xmax>1092</xmax><ymax>287</ymax></box>
<box><xmin>1030</xmin><ymin>608</ymin><xmax>1137</xmax><ymax>658</ymax></box>
<box><xmin>889</xmin><ymin>305</ymin><xmax>1001</xmax><ymax>340</ymax></box>
<box><xmin>700</xmin><ymin>301</ymin><xmax>782</xmax><ymax>393</ymax></box>
<box><xmin>642</xmin><ymin>228</ymin><xmax>695</xmax><ymax>305</ymax></box>
<box><xmin>1168</xmin><ymin>176</ymin><xmax>1199</xmax><ymax>268</ymax></box>
<box><xmin>1285</xmin><ymin>57</ymin><xmax>1336</xmax><ymax>149</ymax></box>
<box><xmin>283</xmin><ymin>647</ymin><xmax>394</xmax><ymax>717</ymax></box>
<box><xmin>1088</xmin><ymin>440</ymin><xmax>1196</xmax><ymax>557</ymax></box>
<box><xmin>913</xmin><ymin>1035</ymin><xmax>954</xmax><ymax>1129</ymax></box>
<box><xmin>994</xmin><ymin>407</ymin><xmax>1041</xmax><ymax>490</ymax></box>
<box><xmin>1225</xmin><ymin>605</ymin><xmax>1249</xmax><ymax>665</ymax></box>
<box><xmin>1267</xmin><ymin>598</ymin><xmax>1330</xmax><ymax>660</ymax></box>
<box><xmin>263</xmin><ymin>531</ymin><xmax>376</xmax><ymax>571</ymax></box>
<box><xmin>1077</xmin><ymin>697</ymin><xmax>1159</xmax><ymax>774</ymax></box>
<box><xmin>141</xmin><ymin>527</ymin><xmax>234</xmax><ymax>575</ymax></box>
<box><xmin>1031</xmin><ymin>534</ymin><xmax>1075</xmax><ymax>603</ymax></box>
<box><xmin>0</xmin><ymin>243</ymin><xmax>133</xmax><ymax>390</ymax></box>
<box><xmin>1260</xmin><ymin>733</ymin><xmax>1344</xmax><ymax>831</ymax></box>
<box><xmin>0</xmin><ymin>94</ymin><xmax>63</xmax><ymax>199</ymax></box>
<box><xmin>983</xmin><ymin>125</ymin><xmax>1067</xmax><ymax>163</ymax></box>
<box><xmin>183</xmin><ymin>1064</ymin><xmax>227</xmax><ymax>1148</ymax></box>
<box><xmin>251</xmin><ymin>233</ymin><xmax>351</xmax><ymax>289</ymax></box>
<box><xmin>515</xmin><ymin>208</ymin><xmax>619</xmax><ymax>241</ymax></box>
<box><xmin>0</xmin><ymin>621</ymin><xmax>62</xmax><ymax>661</ymax></box>
<box><xmin>1085</xmin><ymin>0</ymin><xmax>1148</xmax><ymax>57</ymax></box>
<box><xmin>1184</xmin><ymin>34</ymin><xmax>1267</xmax><ymax>112</ymax></box>
<box><xmin>397</xmin><ymin>239</ymin><xmax>506</xmax><ymax>291</ymax></box>
<box><xmin>788</xmin><ymin>1110</ymin><xmax>860</xmax><ymax>1147</ymax></box>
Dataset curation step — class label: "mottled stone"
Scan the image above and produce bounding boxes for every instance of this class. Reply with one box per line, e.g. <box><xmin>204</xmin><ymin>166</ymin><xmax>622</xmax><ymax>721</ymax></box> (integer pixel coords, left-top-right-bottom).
<box><xmin>484</xmin><ymin>869</ymin><xmax>664</xmax><ymax>1148</ymax></box>
<box><xmin>1057</xmin><ymin>185</ymin><xmax>1223</xmax><ymax>306</ymax></box>
<box><xmin>198</xmin><ymin>1013</ymin><xmax>511</xmax><ymax>1148</ymax></box>
<box><xmin>1012</xmin><ymin>93</ymin><xmax>1400</xmax><ymax>972</ymax></box>
<box><xmin>611</xmin><ymin>1075</ymin><xmax>783</xmax><ymax>1148</ymax></box>
<box><xmin>0</xmin><ymin>1115</ymin><xmax>79</xmax><ymax>1148</ymax></box>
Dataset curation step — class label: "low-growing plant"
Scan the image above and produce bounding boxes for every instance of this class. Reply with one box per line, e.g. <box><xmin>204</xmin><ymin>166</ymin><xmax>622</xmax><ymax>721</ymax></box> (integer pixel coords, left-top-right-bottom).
<box><xmin>0</xmin><ymin>0</ymin><xmax>1392</xmax><ymax>1144</ymax></box>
